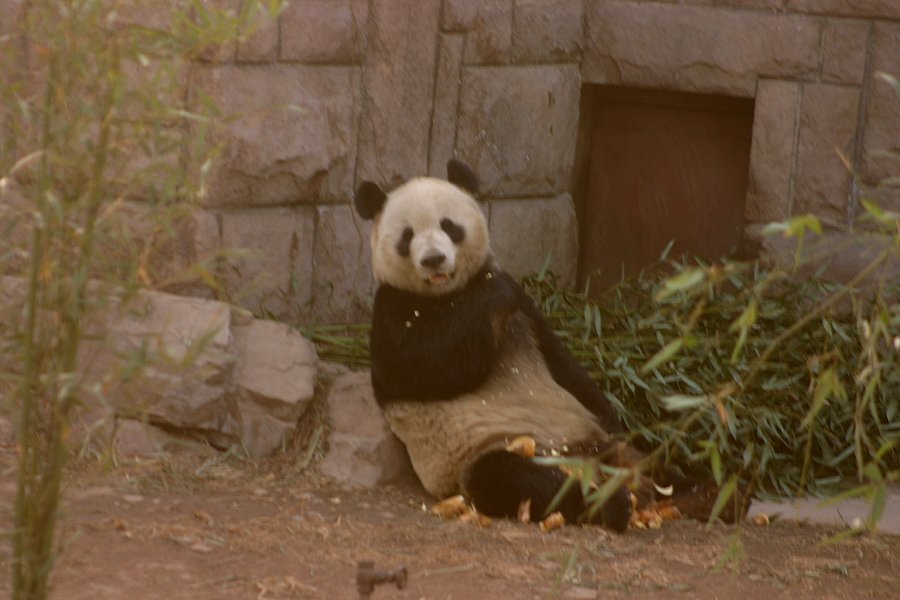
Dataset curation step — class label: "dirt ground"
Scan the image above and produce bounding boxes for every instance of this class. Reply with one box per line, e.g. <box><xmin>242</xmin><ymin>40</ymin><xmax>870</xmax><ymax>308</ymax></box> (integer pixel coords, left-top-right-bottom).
<box><xmin>1</xmin><ymin>448</ymin><xmax>898</xmax><ymax>600</ymax></box>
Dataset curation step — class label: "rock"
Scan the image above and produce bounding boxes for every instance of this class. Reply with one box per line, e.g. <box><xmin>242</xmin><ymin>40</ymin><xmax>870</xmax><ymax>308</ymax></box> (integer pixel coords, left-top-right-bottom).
<box><xmin>236</xmin><ymin>4</ymin><xmax>278</xmax><ymax>62</ymax></box>
<box><xmin>82</xmin><ymin>290</ymin><xmax>241</xmax><ymax>448</ymax></box>
<box><xmin>860</xmin><ymin>22</ymin><xmax>900</xmax><ymax>189</ymax></box>
<box><xmin>318</xmin><ymin>371</ymin><xmax>412</xmax><ymax>489</ymax></box>
<box><xmin>785</xmin><ymin>0</ymin><xmax>900</xmax><ymax>20</ymax></box>
<box><xmin>793</xmin><ymin>84</ymin><xmax>860</xmax><ymax>224</ymax></box>
<box><xmin>231</xmin><ymin>318</ymin><xmax>318</xmax><ymax>457</ymax></box>
<box><xmin>427</xmin><ymin>34</ymin><xmax>465</xmax><ymax>178</ymax></box>
<box><xmin>310</xmin><ymin>204</ymin><xmax>374</xmax><ymax>325</ymax></box>
<box><xmin>113</xmin><ymin>418</ymin><xmax>216</xmax><ymax>459</ymax></box>
<box><xmin>751</xmin><ymin>227</ymin><xmax>900</xmax><ymax>303</ymax></box>
<box><xmin>442</xmin><ymin>0</ymin><xmax>513</xmax><ymax>65</ymax></box>
<box><xmin>745</xmin><ymin>80</ymin><xmax>801</xmax><ymax>224</ymax></box>
<box><xmin>0</xmin><ymin>413</ymin><xmax>13</xmax><ymax>449</ymax></box>
<box><xmin>821</xmin><ymin>19</ymin><xmax>869</xmax><ymax>85</ymax></box>
<box><xmin>192</xmin><ymin>64</ymin><xmax>362</xmax><ymax>207</ymax></box>
<box><xmin>356</xmin><ymin>0</ymin><xmax>441</xmax><ymax>188</ymax></box>
<box><xmin>488</xmin><ymin>194</ymin><xmax>578</xmax><ymax>285</ymax></box>
<box><xmin>583</xmin><ymin>1</ymin><xmax>821</xmax><ymax>97</ymax></box>
<box><xmin>3</xmin><ymin>277</ymin><xmax>320</xmax><ymax>457</ymax></box>
<box><xmin>280</xmin><ymin>0</ymin><xmax>369</xmax><ymax>63</ymax></box>
<box><xmin>511</xmin><ymin>0</ymin><xmax>583</xmax><ymax>64</ymax></box>
<box><xmin>219</xmin><ymin>206</ymin><xmax>315</xmax><ymax>322</ymax></box>
<box><xmin>456</xmin><ymin>65</ymin><xmax>580</xmax><ymax>197</ymax></box>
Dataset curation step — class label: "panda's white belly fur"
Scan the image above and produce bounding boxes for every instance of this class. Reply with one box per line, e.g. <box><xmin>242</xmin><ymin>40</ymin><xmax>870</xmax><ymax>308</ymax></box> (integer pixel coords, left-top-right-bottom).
<box><xmin>382</xmin><ymin>313</ymin><xmax>608</xmax><ymax>499</ymax></box>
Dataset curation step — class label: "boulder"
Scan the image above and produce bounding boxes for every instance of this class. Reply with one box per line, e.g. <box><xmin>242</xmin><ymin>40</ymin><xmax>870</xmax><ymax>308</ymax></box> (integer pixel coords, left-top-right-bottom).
<box><xmin>318</xmin><ymin>370</ymin><xmax>412</xmax><ymax>489</ymax></box>
<box><xmin>0</xmin><ymin>276</ymin><xmax>320</xmax><ymax>458</ymax></box>
<box><xmin>231</xmin><ymin>318</ymin><xmax>318</xmax><ymax>457</ymax></box>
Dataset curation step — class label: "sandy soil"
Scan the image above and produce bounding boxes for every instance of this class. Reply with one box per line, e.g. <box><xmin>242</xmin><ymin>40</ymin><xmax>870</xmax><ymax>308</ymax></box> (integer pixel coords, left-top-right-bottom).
<box><xmin>1</xmin><ymin>449</ymin><xmax>898</xmax><ymax>600</ymax></box>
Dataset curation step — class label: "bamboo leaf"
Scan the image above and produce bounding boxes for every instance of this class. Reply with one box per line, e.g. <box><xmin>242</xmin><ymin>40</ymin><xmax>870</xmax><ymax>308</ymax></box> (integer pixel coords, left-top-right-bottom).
<box><xmin>706</xmin><ymin>475</ymin><xmax>738</xmax><ymax>528</ymax></box>
<box><xmin>641</xmin><ymin>338</ymin><xmax>684</xmax><ymax>374</ymax></box>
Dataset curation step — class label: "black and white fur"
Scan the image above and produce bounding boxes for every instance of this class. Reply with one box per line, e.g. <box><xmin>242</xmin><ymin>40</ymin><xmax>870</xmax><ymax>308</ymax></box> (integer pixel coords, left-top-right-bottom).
<box><xmin>355</xmin><ymin>161</ymin><xmax>722</xmax><ymax>531</ymax></box>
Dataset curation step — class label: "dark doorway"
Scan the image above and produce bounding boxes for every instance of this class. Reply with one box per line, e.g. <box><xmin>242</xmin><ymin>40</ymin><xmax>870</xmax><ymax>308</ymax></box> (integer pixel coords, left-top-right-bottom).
<box><xmin>575</xmin><ymin>86</ymin><xmax>754</xmax><ymax>291</ymax></box>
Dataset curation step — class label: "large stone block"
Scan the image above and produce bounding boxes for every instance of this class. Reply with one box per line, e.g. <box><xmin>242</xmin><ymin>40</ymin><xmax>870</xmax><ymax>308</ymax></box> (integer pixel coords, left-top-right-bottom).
<box><xmin>220</xmin><ymin>206</ymin><xmax>315</xmax><ymax>321</ymax></box>
<box><xmin>860</xmin><ymin>23</ymin><xmax>900</xmax><ymax>188</ymax></box>
<box><xmin>0</xmin><ymin>0</ymin><xmax>23</xmax><ymax>36</ymax></box>
<box><xmin>310</xmin><ymin>204</ymin><xmax>374</xmax><ymax>325</ymax></box>
<box><xmin>488</xmin><ymin>194</ymin><xmax>578</xmax><ymax>285</ymax></box>
<box><xmin>511</xmin><ymin>0</ymin><xmax>583</xmax><ymax>63</ymax></box>
<box><xmin>746</xmin><ymin>80</ymin><xmax>801</xmax><ymax>224</ymax></box>
<box><xmin>236</xmin><ymin>3</ymin><xmax>279</xmax><ymax>62</ymax></box>
<box><xmin>428</xmin><ymin>34</ymin><xmax>465</xmax><ymax>177</ymax></box>
<box><xmin>231</xmin><ymin>318</ymin><xmax>317</xmax><ymax>456</ymax></box>
<box><xmin>793</xmin><ymin>84</ymin><xmax>860</xmax><ymax>224</ymax></box>
<box><xmin>112</xmin><ymin>202</ymin><xmax>221</xmax><ymax>298</ymax></box>
<box><xmin>318</xmin><ymin>370</ymin><xmax>412</xmax><ymax>489</ymax></box>
<box><xmin>786</xmin><ymin>0</ymin><xmax>900</xmax><ymax>20</ymax></box>
<box><xmin>280</xmin><ymin>0</ymin><xmax>368</xmax><ymax>63</ymax></box>
<box><xmin>356</xmin><ymin>0</ymin><xmax>440</xmax><ymax>189</ymax></box>
<box><xmin>443</xmin><ymin>0</ymin><xmax>513</xmax><ymax>64</ymax></box>
<box><xmin>193</xmin><ymin>64</ymin><xmax>361</xmax><ymax>206</ymax></box>
<box><xmin>456</xmin><ymin>65</ymin><xmax>580</xmax><ymax>197</ymax></box>
<box><xmin>821</xmin><ymin>19</ymin><xmax>870</xmax><ymax>86</ymax></box>
<box><xmin>81</xmin><ymin>290</ymin><xmax>241</xmax><ymax>449</ymax></box>
<box><xmin>583</xmin><ymin>0</ymin><xmax>821</xmax><ymax>97</ymax></box>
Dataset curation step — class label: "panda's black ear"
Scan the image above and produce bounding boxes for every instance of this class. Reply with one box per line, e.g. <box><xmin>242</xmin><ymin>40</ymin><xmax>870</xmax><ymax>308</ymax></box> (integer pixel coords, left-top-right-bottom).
<box><xmin>447</xmin><ymin>159</ymin><xmax>479</xmax><ymax>196</ymax></box>
<box><xmin>354</xmin><ymin>181</ymin><xmax>387</xmax><ymax>220</ymax></box>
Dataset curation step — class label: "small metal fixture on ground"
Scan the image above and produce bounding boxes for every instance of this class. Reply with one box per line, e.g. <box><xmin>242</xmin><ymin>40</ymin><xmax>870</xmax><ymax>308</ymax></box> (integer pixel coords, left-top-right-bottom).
<box><xmin>356</xmin><ymin>560</ymin><xmax>408</xmax><ymax>599</ymax></box>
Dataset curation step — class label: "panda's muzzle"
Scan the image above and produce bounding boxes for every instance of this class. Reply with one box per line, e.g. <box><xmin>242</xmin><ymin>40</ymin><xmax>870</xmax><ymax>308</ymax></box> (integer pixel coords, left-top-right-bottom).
<box><xmin>420</xmin><ymin>252</ymin><xmax>446</xmax><ymax>269</ymax></box>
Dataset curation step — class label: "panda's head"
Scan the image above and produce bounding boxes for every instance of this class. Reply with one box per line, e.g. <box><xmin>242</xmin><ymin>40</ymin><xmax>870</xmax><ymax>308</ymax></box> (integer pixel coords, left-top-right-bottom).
<box><xmin>354</xmin><ymin>160</ymin><xmax>489</xmax><ymax>297</ymax></box>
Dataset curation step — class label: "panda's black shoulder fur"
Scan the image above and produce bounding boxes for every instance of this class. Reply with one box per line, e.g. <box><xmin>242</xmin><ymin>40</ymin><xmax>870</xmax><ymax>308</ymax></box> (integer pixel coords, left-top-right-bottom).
<box><xmin>369</xmin><ymin>262</ymin><xmax>623</xmax><ymax>434</ymax></box>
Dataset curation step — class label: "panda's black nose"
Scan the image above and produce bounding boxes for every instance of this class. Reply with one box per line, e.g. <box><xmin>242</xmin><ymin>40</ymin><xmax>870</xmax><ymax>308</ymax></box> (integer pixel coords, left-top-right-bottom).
<box><xmin>421</xmin><ymin>252</ymin><xmax>446</xmax><ymax>268</ymax></box>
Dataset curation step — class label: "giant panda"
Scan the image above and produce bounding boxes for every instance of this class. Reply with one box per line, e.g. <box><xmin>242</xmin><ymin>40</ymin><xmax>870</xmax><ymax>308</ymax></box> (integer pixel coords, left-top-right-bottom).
<box><xmin>354</xmin><ymin>160</ymin><xmax>739</xmax><ymax>532</ymax></box>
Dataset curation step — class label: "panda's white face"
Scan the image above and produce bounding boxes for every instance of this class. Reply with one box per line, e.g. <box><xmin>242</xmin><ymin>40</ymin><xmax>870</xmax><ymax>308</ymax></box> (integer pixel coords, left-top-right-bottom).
<box><xmin>371</xmin><ymin>177</ymin><xmax>490</xmax><ymax>296</ymax></box>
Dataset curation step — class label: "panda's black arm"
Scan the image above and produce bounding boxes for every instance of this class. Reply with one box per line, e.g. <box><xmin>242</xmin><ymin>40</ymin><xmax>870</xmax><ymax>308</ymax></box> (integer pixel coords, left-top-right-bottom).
<box><xmin>519</xmin><ymin>297</ymin><xmax>625</xmax><ymax>434</ymax></box>
<box><xmin>370</xmin><ymin>272</ymin><xmax>520</xmax><ymax>402</ymax></box>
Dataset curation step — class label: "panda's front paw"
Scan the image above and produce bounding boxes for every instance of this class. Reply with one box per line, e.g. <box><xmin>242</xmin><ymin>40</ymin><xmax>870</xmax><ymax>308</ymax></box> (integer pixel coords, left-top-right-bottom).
<box><xmin>595</xmin><ymin>486</ymin><xmax>633</xmax><ymax>533</ymax></box>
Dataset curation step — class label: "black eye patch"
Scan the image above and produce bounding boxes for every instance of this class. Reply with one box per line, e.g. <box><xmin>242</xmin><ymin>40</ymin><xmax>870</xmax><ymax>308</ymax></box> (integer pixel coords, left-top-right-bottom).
<box><xmin>440</xmin><ymin>218</ymin><xmax>465</xmax><ymax>244</ymax></box>
<box><xmin>396</xmin><ymin>227</ymin><xmax>414</xmax><ymax>257</ymax></box>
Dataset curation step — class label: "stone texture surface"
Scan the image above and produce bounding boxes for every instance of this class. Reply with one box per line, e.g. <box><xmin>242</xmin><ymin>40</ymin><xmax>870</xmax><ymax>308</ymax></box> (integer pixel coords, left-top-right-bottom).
<box><xmin>317</xmin><ymin>371</ymin><xmax>412</xmax><ymax>489</ymax></box>
<box><xmin>194</xmin><ymin>64</ymin><xmax>361</xmax><ymax>207</ymax></box>
<box><xmin>756</xmin><ymin>228</ymin><xmax>900</xmax><ymax>302</ymax></box>
<box><xmin>80</xmin><ymin>290</ymin><xmax>240</xmax><ymax>448</ymax></box>
<box><xmin>793</xmin><ymin>84</ymin><xmax>860</xmax><ymax>224</ymax></box>
<box><xmin>511</xmin><ymin>0</ymin><xmax>583</xmax><ymax>63</ymax></box>
<box><xmin>74</xmin><ymin>285</ymin><xmax>320</xmax><ymax>457</ymax></box>
<box><xmin>114</xmin><ymin>202</ymin><xmax>221</xmax><ymax>297</ymax></box>
<box><xmin>821</xmin><ymin>19</ymin><xmax>870</xmax><ymax>85</ymax></box>
<box><xmin>0</xmin><ymin>0</ymin><xmax>23</xmax><ymax>37</ymax></box>
<box><xmin>428</xmin><ymin>34</ymin><xmax>465</xmax><ymax>178</ymax></box>
<box><xmin>786</xmin><ymin>0</ymin><xmax>900</xmax><ymax>20</ymax></box>
<box><xmin>583</xmin><ymin>0</ymin><xmax>821</xmax><ymax>96</ymax></box>
<box><xmin>746</xmin><ymin>80</ymin><xmax>801</xmax><ymax>224</ymax></box>
<box><xmin>220</xmin><ymin>206</ymin><xmax>315</xmax><ymax>322</ymax></box>
<box><xmin>356</xmin><ymin>0</ymin><xmax>441</xmax><ymax>189</ymax></box>
<box><xmin>0</xmin><ymin>180</ymin><xmax>29</xmax><ymax>276</ymax></box>
<box><xmin>456</xmin><ymin>65</ymin><xmax>580</xmax><ymax>197</ymax></box>
<box><xmin>280</xmin><ymin>0</ymin><xmax>369</xmax><ymax>63</ymax></box>
<box><xmin>310</xmin><ymin>204</ymin><xmax>374</xmax><ymax>325</ymax></box>
<box><xmin>236</xmin><ymin>4</ymin><xmax>279</xmax><ymax>63</ymax></box>
<box><xmin>443</xmin><ymin>0</ymin><xmax>513</xmax><ymax>64</ymax></box>
<box><xmin>231</xmin><ymin>318</ymin><xmax>318</xmax><ymax>457</ymax></box>
<box><xmin>860</xmin><ymin>23</ymin><xmax>900</xmax><ymax>188</ymax></box>
<box><xmin>489</xmin><ymin>194</ymin><xmax>578</xmax><ymax>285</ymax></box>
<box><xmin>112</xmin><ymin>418</ymin><xmax>217</xmax><ymax>458</ymax></box>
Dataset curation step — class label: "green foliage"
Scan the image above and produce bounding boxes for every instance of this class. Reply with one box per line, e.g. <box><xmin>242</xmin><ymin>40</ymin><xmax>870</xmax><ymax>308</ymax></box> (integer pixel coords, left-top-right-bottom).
<box><xmin>523</xmin><ymin>251</ymin><xmax>899</xmax><ymax>499</ymax></box>
<box><xmin>1</xmin><ymin>2</ymin><xmax>284</xmax><ymax>598</ymax></box>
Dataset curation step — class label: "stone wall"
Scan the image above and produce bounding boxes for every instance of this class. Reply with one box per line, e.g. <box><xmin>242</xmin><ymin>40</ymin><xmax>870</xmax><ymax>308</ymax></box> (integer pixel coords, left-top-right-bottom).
<box><xmin>3</xmin><ymin>0</ymin><xmax>898</xmax><ymax>325</ymax></box>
